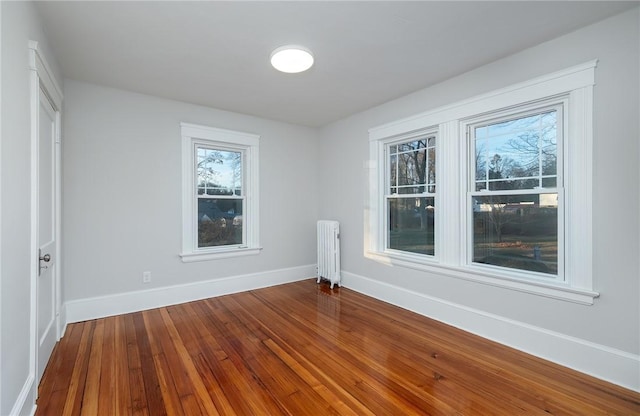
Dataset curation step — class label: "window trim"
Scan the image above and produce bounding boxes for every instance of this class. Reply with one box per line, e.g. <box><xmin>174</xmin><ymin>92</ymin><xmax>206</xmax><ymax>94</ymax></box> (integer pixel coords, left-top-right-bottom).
<box><xmin>367</xmin><ymin>61</ymin><xmax>599</xmax><ymax>304</ymax></box>
<box><xmin>180</xmin><ymin>123</ymin><xmax>261</xmax><ymax>262</ymax></box>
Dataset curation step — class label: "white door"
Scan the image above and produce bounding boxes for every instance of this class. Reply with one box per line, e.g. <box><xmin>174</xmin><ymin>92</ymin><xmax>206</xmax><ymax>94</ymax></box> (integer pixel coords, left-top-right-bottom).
<box><xmin>36</xmin><ymin>88</ymin><xmax>58</xmax><ymax>383</ymax></box>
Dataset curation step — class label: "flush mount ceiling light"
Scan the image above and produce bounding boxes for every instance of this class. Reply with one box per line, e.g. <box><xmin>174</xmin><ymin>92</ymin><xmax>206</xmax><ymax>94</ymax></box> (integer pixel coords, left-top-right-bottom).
<box><xmin>270</xmin><ymin>45</ymin><xmax>314</xmax><ymax>73</ymax></box>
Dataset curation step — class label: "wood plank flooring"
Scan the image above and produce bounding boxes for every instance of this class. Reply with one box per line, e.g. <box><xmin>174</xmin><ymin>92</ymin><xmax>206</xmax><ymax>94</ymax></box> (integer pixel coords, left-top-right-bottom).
<box><xmin>36</xmin><ymin>279</ymin><xmax>640</xmax><ymax>415</ymax></box>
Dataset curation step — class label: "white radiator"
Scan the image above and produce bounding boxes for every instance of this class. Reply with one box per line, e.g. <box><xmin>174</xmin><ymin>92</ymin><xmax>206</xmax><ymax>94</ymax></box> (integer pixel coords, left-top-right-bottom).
<box><xmin>316</xmin><ymin>220</ymin><xmax>341</xmax><ymax>288</ymax></box>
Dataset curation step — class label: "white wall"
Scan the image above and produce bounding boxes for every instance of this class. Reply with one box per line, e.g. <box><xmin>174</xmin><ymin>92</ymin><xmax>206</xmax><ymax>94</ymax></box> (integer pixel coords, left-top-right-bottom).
<box><xmin>319</xmin><ymin>8</ymin><xmax>639</xmax><ymax>388</ymax></box>
<box><xmin>0</xmin><ymin>2</ymin><xmax>62</xmax><ymax>414</ymax></box>
<box><xmin>62</xmin><ymin>80</ymin><xmax>320</xmax><ymax>311</ymax></box>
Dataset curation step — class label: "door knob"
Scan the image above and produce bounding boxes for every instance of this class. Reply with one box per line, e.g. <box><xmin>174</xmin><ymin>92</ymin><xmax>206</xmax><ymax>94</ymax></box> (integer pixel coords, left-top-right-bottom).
<box><xmin>40</xmin><ymin>253</ymin><xmax>51</xmax><ymax>262</ymax></box>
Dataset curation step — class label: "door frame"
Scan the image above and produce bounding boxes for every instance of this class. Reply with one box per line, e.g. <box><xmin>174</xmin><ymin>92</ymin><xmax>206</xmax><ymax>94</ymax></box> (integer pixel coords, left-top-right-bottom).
<box><xmin>29</xmin><ymin>40</ymin><xmax>63</xmax><ymax>388</ymax></box>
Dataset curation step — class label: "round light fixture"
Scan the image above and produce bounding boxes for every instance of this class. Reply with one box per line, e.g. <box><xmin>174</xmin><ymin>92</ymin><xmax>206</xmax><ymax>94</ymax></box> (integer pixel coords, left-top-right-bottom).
<box><xmin>270</xmin><ymin>45</ymin><xmax>314</xmax><ymax>73</ymax></box>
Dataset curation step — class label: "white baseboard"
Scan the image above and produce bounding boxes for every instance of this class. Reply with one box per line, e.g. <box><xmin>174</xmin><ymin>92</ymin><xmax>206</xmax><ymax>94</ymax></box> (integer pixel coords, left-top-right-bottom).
<box><xmin>65</xmin><ymin>264</ymin><xmax>315</xmax><ymax>324</ymax></box>
<box><xmin>57</xmin><ymin>302</ymin><xmax>68</xmax><ymax>339</ymax></box>
<box><xmin>9</xmin><ymin>374</ymin><xmax>36</xmax><ymax>416</ymax></box>
<box><xmin>62</xmin><ymin>266</ymin><xmax>639</xmax><ymax>391</ymax></box>
<box><xmin>342</xmin><ymin>271</ymin><xmax>640</xmax><ymax>392</ymax></box>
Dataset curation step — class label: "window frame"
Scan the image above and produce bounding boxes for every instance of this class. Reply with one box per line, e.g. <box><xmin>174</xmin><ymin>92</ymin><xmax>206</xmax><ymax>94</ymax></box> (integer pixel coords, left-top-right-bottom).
<box><xmin>367</xmin><ymin>61</ymin><xmax>599</xmax><ymax>304</ymax></box>
<box><xmin>180</xmin><ymin>123</ymin><xmax>260</xmax><ymax>262</ymax></box>
<box><xmin>196</xmin><ymin>143</ymin><xmax>245</xmax><ymax>249</ymax></box>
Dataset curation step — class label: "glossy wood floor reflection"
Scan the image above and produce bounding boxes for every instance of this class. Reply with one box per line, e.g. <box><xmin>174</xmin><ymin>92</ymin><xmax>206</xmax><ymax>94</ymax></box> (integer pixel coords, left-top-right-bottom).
<box><xmin>36</xmin><ymin>279</ymin><xmax>639</xmax><ymax>415</ymax></box>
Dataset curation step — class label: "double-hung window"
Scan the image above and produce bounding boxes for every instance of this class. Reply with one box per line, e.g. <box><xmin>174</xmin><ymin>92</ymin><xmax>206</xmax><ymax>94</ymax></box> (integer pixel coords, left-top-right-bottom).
<box><xmin>468</xmin><ymin>102</ymin><xmax>563</xmax><ymax>277</ymax></box>
<box><xmin>197</xmin><ymin>146</ymin><xmax>244</xmax><ymax>247</ymax></box>
<box><xmin>385</xmin><ymin>133</ymin><xmax>437</xmax><ymax>256</ymax></box>
<box><xmin>181</xmin><ymin>123</ymin><xmax>260</xmax><ymax>262</ymax></box>
<box><xmin>368</xmin><ymin>61</ymin><xmax>598</xmax><ymax>304</ymax></box>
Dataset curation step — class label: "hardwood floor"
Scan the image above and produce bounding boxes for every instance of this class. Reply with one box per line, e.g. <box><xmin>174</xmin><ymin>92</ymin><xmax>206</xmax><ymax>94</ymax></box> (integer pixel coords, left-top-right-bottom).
<box><xmin>36</xmin><ymin>279</ymin><xmax>639</xmax><ymax>415</ymax></box>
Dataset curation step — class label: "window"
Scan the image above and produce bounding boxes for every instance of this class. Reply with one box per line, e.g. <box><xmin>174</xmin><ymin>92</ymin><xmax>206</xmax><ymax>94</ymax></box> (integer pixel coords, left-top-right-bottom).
<box><xmin>368</xmin><ymin>61</ymin><xmax>599</xmax><ymax>304</ymax></box>
<box><xmin>385</xmin><ymin>133</ymin><xmax>437</xmax><ymax>256</ymax></box>
<box><xmin>197</xmin><ymin>147</ymin><xmax>243</xmax><ymax>248</ymax></box>
<box><xmin>181</xmin><ymin>123</ymin><xmax>260</xmax><ymax>262</ymax></box>
<box><xmin>468</xmin><ymin>103</ymin><xmax>563</xmax><ymax>278</ymax></box>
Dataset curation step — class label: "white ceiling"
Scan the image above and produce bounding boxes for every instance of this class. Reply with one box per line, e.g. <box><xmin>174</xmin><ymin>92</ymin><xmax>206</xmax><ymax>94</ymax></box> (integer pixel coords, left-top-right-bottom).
<box><xmin>36</xmin><ymin>1</ymin><xmax>637</xmax><ymax>127</ymax></box>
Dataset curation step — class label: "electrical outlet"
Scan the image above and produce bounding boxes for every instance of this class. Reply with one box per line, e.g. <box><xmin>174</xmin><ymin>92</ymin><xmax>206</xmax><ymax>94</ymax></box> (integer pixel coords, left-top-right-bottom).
<box><xmin>142</xmin><ymin>271</ymin><xmax>151</xmax><ymax>284</ymax></box>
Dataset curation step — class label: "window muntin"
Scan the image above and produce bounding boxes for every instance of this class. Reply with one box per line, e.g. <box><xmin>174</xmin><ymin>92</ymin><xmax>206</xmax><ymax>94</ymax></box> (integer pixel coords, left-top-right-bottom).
<box><xmin>469</xmin><ymin>104</ymin><xmax>562</xmax><ymax>278</ymax></box>
<box><xmin>385</xmin><ymin>134</ymin><xmax>436</xmax><ymax>256</ymax></box>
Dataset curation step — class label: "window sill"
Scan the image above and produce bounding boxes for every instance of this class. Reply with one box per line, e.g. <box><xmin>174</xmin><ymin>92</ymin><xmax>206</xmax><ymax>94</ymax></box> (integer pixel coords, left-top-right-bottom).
<box><xmin>365</xmin><ymin>250</ymin><xmax>599</xmax><ymax>305</ymax></box>
<box><xmin>180</xmin><ymin>247</ymin><xmax>262</xmax><ymax>263</ymax></box>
